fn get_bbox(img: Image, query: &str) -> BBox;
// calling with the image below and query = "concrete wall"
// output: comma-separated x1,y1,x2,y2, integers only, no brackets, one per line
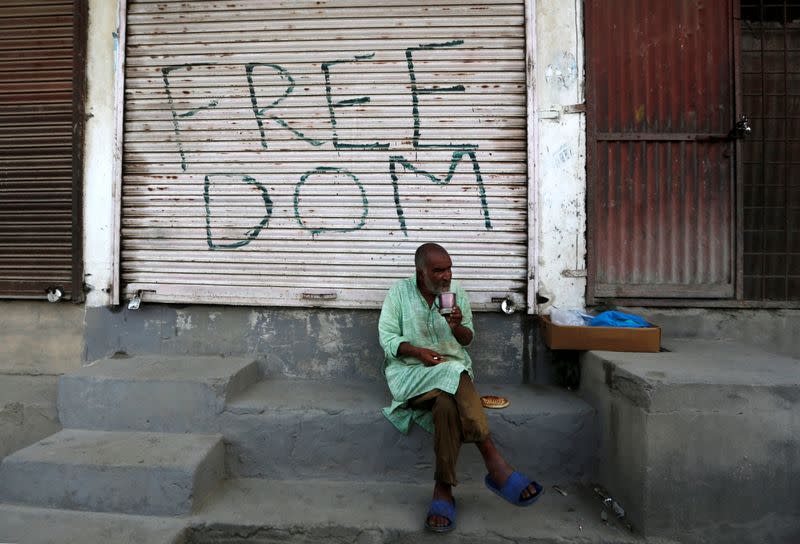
0,303,76,459
84,305,549,384
0,302,84,375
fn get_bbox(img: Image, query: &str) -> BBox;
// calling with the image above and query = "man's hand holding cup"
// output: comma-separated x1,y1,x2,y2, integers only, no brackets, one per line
438,291,462,330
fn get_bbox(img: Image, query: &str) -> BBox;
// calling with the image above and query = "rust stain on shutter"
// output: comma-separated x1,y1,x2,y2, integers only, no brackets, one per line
586,0,736,299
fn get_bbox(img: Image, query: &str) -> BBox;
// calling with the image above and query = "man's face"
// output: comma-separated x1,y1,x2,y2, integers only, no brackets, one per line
419,251,453,295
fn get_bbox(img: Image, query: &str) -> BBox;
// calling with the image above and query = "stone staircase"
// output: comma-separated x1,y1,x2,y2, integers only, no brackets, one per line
0,355,646,544
0,356,255,517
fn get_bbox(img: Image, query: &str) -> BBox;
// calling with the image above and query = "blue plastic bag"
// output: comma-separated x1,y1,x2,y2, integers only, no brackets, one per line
589,310,651,328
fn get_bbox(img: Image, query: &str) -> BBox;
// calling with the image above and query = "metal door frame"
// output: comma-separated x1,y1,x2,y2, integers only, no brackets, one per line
71,0,88,302
525,0,539,314
111,0,127,306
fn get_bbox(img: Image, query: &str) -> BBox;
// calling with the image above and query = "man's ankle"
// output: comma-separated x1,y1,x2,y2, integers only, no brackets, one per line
433,481,453,499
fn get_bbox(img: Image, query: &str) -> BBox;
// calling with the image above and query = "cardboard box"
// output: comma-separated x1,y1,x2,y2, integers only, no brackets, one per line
540,315,661,353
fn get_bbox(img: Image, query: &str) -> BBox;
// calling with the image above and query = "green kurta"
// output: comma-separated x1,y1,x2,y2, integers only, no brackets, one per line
378,276,475,434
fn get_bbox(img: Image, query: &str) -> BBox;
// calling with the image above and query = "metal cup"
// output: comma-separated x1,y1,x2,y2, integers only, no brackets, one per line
438,291,455,315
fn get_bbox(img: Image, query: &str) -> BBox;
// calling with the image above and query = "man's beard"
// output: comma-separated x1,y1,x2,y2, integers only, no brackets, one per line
423,275,450,295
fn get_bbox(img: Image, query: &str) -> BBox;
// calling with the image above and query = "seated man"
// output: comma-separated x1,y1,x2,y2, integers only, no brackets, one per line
378,242,542,533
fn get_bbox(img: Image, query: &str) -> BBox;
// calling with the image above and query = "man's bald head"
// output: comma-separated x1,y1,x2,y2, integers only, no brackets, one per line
415,243,449,270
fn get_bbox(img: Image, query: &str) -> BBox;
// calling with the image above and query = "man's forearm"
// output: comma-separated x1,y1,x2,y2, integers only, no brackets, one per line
450,324,473,346
397,342,420,358
398,342,443,366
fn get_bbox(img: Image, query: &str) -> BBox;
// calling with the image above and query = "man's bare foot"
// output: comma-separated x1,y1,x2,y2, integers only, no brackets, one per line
427,481,455,529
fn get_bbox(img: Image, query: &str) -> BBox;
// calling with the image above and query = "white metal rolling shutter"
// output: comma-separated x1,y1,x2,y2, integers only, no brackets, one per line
123,0,528,310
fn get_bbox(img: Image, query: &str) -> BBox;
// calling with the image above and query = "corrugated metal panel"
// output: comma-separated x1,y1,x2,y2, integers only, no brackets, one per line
586,0,736,299
122,0,528,310
0,0,80,298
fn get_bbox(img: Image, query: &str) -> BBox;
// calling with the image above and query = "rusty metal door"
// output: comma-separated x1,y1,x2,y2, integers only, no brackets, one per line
121,0,529,310
586,0,738,300
0,1,85,300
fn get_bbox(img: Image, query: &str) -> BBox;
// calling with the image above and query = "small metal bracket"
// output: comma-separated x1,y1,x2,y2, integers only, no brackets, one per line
732,115,752,139
128,291,142,310
537,109,560,119
301,292,337,301
491,296,517,314
562,103,586,114
46,287,63,303
537,103,586,121
701,115,753,143
561,269,588,278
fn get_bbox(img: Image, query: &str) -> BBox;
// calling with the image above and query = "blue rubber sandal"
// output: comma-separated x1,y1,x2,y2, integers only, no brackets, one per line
425,498,456,533
485,471,544,507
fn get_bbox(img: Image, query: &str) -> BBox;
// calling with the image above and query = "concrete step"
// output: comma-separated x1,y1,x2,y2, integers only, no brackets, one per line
221,380,597,484
189,478,657,544
0,374,61,460
0,429,224,516
58,355,260,432
0,479,675,544
0,503,187,544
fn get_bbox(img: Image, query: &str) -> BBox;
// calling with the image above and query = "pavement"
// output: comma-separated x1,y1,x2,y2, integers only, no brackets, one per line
190,479,659,544
0,503,187,544
0,479,676,544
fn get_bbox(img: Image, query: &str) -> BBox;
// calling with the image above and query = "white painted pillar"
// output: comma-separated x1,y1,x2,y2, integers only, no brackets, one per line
82,0,124,307
535,0,587,312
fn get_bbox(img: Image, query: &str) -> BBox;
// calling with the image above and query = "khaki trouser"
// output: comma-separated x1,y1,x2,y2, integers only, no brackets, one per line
408,371,490,486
